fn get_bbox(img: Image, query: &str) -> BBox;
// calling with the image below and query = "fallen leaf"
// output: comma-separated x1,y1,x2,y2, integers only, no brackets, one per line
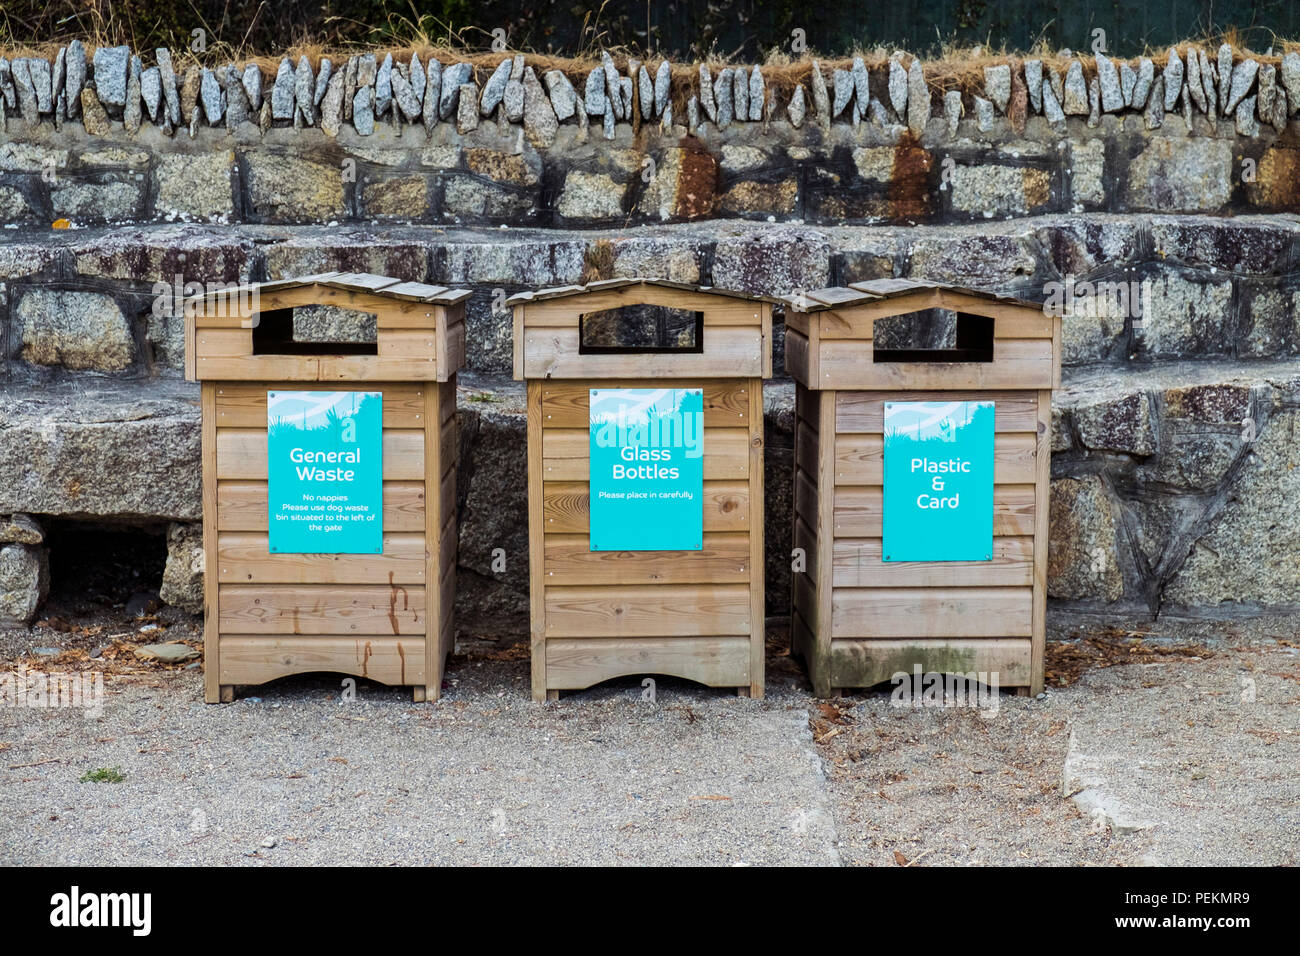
893,850,908,866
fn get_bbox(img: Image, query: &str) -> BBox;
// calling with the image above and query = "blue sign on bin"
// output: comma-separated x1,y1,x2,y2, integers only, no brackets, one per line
882,400,994,562
588,388,704,552
267,390,383,555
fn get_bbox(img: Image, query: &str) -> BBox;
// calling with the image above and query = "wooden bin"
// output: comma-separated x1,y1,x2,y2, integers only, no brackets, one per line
510,279,774,701
784,280,1061,697
185,272,469,703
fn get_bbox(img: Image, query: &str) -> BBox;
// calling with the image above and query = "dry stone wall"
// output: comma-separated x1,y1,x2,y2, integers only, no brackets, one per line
2,41,1299,633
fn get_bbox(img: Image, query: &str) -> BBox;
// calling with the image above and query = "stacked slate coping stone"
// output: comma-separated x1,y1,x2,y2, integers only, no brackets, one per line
0,42,1297,141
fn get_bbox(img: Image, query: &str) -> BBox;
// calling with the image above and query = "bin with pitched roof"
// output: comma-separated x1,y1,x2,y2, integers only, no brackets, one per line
185,272,469,703
510,279,774,701
784,280,1060,697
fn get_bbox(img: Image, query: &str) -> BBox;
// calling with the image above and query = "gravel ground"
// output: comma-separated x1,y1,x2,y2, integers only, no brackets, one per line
2,618,1297,866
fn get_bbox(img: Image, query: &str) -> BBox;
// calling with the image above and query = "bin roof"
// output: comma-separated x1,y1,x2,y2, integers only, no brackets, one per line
188,271,471,310
506,277,780,306
782,279,1032,312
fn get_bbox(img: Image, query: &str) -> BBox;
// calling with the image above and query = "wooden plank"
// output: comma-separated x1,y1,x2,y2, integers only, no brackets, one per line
439,412,456,478
817,338,1054,391
811,389,836,698
201,383,221,704
218,585,427,635
216,383,428,429
834,483,1036,538
424,382,444,701
834,391,1039,434
747,377,765,698
539,380,750,428
543,532,750,585
217,480,425,532
543,584,753,638
545,636,751,689
542,479,750,533
831,536,1034,588
216,428,425,480
793,571,819,631
830,587,1033,639
783,310,811,337
219,636,426,687
522,326,764,379
833,432,1037,486
528,380,547,701
1031,389,1051,696
512,305,526,381
541,426,749,481
784,327,811,385
829,638,1031,689
793,470,818,530
194,328,252,358
217,532,427,584
378,328,438,359
195,353,448,381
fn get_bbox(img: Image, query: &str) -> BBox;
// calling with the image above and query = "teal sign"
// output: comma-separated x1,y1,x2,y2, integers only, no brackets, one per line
883,401,994,562
589,388,704,551
267,390,383,554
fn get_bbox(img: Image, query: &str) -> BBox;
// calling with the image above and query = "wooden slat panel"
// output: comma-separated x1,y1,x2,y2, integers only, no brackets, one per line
833,432,1036,486
545,636,751,689
539,380,751,428
834,484,1036,537
831,536,1034,588
830,587,1032,639
217,532,427,584
219,585,426,635
219,636,425,686
216,383,428,429
829,638,1031,689
834,391,1039,434
216,428,425,480
543,532,750,585
217,480,425,532
541,427,750,481
522,327,763,379
817,338,1054,391
542,480,750,533
543,584,753,638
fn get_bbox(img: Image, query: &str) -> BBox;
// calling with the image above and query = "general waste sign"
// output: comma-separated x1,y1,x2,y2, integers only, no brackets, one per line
267,390,383,554
882,400,994,562
588,388,704,551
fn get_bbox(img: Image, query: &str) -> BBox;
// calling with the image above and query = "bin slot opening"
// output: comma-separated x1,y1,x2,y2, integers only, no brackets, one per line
872,309,994,363
251,307,379,356
578,305,704,354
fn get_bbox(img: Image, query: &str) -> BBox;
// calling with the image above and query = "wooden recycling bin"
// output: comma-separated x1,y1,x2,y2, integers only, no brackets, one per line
784,280,1060,697
510,279,773,701
185,272,469,703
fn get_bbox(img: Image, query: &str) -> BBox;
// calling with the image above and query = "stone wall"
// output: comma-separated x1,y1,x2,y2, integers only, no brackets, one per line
1,44,1298,228
2,41,1299,633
